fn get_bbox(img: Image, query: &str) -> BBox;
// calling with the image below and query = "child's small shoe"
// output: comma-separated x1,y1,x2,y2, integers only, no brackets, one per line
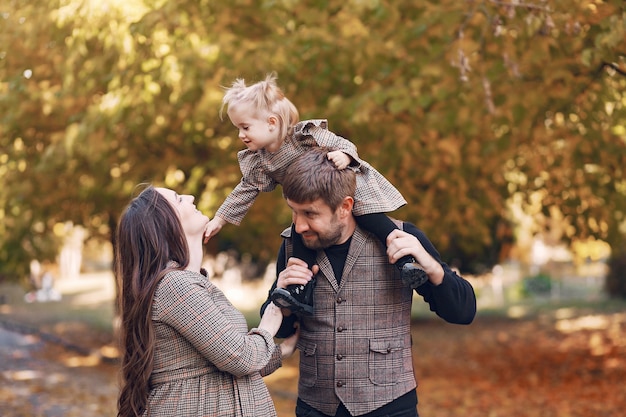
271,279,316,316
397,257,429,289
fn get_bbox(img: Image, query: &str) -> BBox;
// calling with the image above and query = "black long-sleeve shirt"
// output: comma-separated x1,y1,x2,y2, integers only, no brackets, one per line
262,222,476,338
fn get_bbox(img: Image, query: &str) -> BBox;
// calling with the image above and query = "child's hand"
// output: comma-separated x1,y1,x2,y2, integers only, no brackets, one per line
327,150,351,170
204,217,225,243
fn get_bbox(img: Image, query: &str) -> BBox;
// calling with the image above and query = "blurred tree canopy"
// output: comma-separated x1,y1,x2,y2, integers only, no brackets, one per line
1,0,625,279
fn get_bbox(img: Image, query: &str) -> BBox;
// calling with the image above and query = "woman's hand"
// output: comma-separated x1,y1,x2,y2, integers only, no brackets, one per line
279,323,300,358
258,302,284,337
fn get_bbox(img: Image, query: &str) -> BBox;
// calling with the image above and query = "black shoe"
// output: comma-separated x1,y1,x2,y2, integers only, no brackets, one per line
271,279,315,316
397,257,429,289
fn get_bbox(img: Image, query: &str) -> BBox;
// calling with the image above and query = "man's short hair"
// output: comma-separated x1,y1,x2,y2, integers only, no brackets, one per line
282,147,356,211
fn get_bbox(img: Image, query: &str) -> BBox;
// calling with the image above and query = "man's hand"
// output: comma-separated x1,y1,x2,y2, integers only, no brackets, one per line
386,229,444,285
277,257,317,289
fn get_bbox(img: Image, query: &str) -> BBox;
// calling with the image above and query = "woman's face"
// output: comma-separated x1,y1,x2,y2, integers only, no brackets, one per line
156,188,209,238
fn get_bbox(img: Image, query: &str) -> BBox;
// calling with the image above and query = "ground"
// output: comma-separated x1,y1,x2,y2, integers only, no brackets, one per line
1,272,625,417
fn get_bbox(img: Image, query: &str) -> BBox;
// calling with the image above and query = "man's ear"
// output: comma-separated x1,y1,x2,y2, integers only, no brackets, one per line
339,196,354,218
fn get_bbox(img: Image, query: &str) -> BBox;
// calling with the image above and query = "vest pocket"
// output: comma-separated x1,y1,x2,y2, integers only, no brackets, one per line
297,339,318,387
368,338,406,386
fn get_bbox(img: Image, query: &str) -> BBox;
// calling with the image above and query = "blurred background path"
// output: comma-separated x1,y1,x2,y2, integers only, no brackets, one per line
0,272,118,417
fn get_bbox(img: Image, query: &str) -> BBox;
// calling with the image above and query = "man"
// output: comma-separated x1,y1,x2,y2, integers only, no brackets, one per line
262,147,476,417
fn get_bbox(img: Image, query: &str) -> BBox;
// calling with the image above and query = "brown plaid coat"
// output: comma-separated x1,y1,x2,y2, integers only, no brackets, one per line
215,119,407,225
144,268,282,416
285,222,417,416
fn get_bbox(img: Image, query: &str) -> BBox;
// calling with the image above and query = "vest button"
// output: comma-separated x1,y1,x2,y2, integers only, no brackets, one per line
337,326,344,332
337,381,344,387
336,354,343,360
336,297,343,304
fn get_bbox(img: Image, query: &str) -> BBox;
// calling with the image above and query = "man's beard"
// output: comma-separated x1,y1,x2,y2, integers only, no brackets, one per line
302,221,344,250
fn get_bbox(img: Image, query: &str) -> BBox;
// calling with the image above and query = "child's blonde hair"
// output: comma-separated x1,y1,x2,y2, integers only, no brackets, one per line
221,73,300,140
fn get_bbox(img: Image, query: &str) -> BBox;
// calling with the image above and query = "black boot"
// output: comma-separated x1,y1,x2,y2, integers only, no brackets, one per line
271,278,316,316
396,256,429,289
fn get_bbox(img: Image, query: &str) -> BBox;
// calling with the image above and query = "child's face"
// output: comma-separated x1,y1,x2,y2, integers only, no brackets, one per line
228,104,281,152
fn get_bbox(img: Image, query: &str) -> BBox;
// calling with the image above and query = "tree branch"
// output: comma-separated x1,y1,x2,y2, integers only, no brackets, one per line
601,62,626,77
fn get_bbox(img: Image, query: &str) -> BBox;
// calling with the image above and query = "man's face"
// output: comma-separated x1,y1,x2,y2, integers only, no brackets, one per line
287,198,347,250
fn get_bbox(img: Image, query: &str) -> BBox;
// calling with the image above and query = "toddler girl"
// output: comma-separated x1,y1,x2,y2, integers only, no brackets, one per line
205,73,427,315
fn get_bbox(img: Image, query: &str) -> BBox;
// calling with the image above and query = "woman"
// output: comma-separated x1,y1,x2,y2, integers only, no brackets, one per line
116,185,297,417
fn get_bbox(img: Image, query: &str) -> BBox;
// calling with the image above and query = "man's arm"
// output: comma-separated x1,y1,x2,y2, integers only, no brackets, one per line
403,222,477,325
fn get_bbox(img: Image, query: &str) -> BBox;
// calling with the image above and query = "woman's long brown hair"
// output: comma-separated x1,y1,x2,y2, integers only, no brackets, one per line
115,186,189,417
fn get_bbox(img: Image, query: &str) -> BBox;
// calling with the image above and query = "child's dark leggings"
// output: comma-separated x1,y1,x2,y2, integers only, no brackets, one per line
291,212,411,271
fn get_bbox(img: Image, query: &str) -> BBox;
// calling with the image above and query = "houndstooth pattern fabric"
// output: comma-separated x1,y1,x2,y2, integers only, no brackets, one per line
215,119,407,225
144,268,281,416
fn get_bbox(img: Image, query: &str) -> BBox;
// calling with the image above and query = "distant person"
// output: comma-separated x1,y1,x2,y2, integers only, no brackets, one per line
204,73,428,316
262,148,477,417
25,261,61,303
115,185,297,417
